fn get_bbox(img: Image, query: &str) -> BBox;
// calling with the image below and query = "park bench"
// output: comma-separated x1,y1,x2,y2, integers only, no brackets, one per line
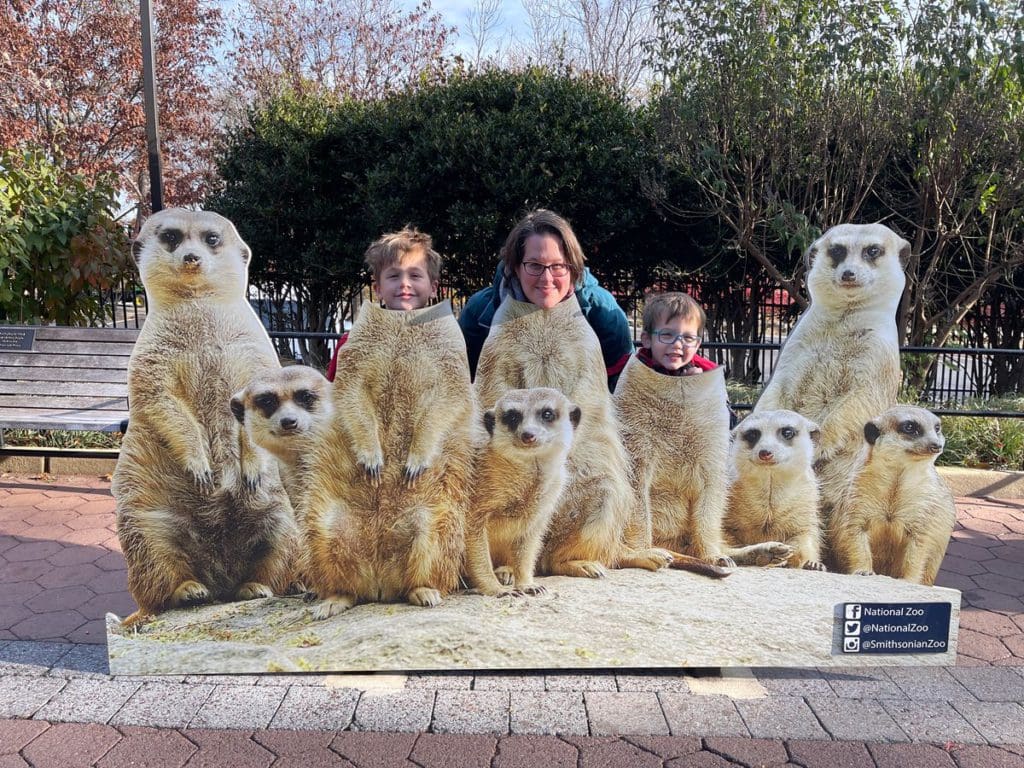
0,325,138,459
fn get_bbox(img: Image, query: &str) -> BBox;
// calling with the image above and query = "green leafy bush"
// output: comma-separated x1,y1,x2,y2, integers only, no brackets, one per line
0,146,131,325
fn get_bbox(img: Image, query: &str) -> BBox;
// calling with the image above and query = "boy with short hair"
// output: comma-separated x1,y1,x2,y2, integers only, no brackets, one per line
326,227,441,381
637,291,716,376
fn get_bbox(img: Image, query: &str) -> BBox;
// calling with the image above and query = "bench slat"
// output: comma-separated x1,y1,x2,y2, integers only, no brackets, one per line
27,340,137,356
0,407,127,432
0,367,128,383
0,395,128,410
1,381,128,397
0,353,132,370
30,327,140,343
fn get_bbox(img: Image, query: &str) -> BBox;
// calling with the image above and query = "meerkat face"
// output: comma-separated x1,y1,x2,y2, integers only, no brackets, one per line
804,223,909,307
483,387,581,455
864,405,944,461
132,208,252,303
731,409,819,468
230,366,332,457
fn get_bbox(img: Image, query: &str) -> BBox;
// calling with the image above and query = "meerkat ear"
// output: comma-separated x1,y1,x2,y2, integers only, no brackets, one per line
569,405,582,429
229,393,246,424
804,242,819,273
864,420,881,445
898,239,911,267
131,238,144,264
483,410,496,436
238,242,252,264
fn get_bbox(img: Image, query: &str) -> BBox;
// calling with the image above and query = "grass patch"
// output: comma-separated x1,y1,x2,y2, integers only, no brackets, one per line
1,429,121,449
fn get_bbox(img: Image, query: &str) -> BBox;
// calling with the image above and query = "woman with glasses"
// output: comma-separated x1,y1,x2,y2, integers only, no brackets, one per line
458,209,634,391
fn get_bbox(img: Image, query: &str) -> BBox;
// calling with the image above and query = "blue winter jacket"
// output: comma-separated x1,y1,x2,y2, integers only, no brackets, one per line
457,264,635,392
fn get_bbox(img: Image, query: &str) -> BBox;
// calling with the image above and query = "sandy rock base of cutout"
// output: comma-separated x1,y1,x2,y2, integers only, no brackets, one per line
106,567,959,675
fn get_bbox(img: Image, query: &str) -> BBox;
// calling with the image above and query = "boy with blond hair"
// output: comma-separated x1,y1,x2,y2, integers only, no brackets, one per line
326,227,441,381
637,291,716,376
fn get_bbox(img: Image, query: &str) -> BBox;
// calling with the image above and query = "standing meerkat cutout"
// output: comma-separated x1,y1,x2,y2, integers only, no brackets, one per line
475,296,671,578
230,364,333,519
303,300,475,619
466,387,580,597
754,223,909,513
614,356,737,573
113,209,299,628
829,405,955,584
723,410,825,570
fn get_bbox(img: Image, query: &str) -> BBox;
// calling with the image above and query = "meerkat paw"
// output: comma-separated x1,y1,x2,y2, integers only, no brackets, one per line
712,555,737,568
121,610,156,630
853,568,876,577
240,461,264,492
618,548,673,571
494,566,515,586
170,580,210,607
519,583,547,596
312,594,356,620
285,580,309,596
235,582,273,600
403,463,427,488
751,542,795,567
187,463,215,493
357,457,384,486
407,587,443,607
551,560,607,579
802,560,828,572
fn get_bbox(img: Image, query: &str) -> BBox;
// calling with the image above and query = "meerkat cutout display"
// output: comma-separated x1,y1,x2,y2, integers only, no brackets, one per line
303,300,475,619
466,387,581,597
613,355,740,574
475,295,671,578
754,223,909,513
723,410,826,570
230,365,333,520
829,406,956,584
113,209,299,628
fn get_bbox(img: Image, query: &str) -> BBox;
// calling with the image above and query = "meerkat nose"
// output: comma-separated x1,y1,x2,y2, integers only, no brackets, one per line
841,270,856,282
928,442,943,453
280,417,298,430
182,252,201,264
521,432,536,445
758,449,774,461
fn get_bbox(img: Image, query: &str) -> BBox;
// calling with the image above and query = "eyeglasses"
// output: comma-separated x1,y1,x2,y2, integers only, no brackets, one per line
654,330,701,347
521,261,570,277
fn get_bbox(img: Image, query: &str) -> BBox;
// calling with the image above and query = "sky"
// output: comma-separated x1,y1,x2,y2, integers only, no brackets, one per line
424,0,533,59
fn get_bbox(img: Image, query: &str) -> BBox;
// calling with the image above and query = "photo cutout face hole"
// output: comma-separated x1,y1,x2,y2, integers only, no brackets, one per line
374,248,438,311
516,233,574,309
642,312,702,371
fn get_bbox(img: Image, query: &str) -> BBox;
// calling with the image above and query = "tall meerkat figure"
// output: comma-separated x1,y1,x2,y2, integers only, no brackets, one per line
476,296,670,578
304,300,475,618
723,410,825,570
754,223,909,513
466,388,580,597
230,365,333,519
829,406,955,584
113,209,298,628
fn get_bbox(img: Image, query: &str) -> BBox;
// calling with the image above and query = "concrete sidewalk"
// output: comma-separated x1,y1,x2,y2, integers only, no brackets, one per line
1,473,1022,766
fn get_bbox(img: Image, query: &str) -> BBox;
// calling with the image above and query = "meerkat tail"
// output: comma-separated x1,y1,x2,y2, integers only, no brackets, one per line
665,551,732,578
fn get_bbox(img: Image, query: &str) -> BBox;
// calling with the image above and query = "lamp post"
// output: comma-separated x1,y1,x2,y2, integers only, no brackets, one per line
140,0,163,212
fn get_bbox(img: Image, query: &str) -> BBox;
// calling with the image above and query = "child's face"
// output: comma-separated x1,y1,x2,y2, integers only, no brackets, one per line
374,249,438,311
641,312,702,370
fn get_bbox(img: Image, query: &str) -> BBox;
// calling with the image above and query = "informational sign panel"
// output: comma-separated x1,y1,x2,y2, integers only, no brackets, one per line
841,602,952,654
0,327,35,351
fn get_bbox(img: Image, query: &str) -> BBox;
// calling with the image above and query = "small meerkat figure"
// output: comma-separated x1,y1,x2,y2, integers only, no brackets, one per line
723,410,826,570
829,405,956,585
465,387,581,597
231,364,333,519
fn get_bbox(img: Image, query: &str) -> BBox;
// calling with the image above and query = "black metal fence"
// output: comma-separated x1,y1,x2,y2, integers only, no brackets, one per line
90,279,1023,414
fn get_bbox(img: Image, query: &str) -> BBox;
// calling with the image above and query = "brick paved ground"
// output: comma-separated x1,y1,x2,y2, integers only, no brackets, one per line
0,474,1021,766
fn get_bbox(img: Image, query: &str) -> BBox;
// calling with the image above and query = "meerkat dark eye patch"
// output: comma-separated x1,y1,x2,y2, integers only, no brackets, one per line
862,244,881,262
899,420,920,436
500,408,522,431
741,428,761,447
827,244,848,266
539,407,557,422
158,228,183,249
779,426,796,441
203,231,221,247
253,392,280,416
294,389,317,410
